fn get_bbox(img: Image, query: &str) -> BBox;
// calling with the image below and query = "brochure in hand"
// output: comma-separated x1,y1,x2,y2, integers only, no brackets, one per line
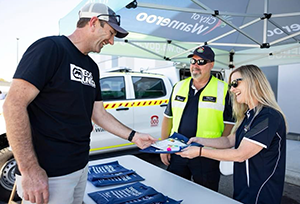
140,132,203,154
88,182,182,204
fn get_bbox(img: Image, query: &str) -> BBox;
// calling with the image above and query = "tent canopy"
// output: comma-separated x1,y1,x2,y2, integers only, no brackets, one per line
60,0,300,69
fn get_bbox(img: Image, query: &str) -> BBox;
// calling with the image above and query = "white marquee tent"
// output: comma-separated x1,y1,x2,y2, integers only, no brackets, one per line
60,0,300,69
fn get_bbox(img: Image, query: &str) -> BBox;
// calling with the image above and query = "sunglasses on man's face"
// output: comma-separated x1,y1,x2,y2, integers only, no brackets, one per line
229,78,243,89
190,58,210,66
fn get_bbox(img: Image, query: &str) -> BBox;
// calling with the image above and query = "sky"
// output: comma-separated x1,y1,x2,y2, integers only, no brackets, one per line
0,0,83,82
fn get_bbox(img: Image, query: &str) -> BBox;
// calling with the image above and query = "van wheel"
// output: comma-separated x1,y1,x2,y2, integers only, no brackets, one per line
0,147,17,202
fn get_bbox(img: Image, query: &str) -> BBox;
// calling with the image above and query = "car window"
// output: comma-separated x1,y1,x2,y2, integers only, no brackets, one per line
132,76,166,99
100,76,126,101
179,68,224,80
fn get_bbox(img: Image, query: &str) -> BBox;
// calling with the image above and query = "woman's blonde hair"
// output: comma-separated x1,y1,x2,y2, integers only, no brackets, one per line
229,64,287,132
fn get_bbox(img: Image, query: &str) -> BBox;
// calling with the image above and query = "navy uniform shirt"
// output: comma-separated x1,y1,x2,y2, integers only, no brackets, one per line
164,77,234,138
234,107,286,204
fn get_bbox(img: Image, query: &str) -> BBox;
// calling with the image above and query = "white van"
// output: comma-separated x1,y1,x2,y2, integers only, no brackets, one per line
90,70,172,154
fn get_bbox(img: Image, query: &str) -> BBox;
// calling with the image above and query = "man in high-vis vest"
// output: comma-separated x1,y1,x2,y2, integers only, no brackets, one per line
160,46,234,191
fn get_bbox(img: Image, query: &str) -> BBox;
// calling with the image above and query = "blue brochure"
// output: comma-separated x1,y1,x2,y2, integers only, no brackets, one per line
90,172,145,187
140,132,203,154
88,182,182,204
88,161,133,181
88,161,144,187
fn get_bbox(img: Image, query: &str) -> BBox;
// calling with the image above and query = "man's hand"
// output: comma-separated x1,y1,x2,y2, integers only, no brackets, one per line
131,132,157,149
176,146,200,159
21,166,49,204
160,153,171,166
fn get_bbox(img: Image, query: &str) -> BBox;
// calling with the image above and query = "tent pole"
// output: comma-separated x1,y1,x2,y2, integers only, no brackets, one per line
137,2,212,14
169,45,205,60
163,40,171,59
126,41,166,59
229,50,235,69
212,17,261,46
169,42,258,61
115,40,167,43
191,0,212,11
262,0,269,44
207,18,261,44
164,19,260,49
272,12,300,18
137,2,260,17
209,43,259,48
168,5,262,60
270,31,300,46
192,0,262,46
137,2,299,18
171,42,189,51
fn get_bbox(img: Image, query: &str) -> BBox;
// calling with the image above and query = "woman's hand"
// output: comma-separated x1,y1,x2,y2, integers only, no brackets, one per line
176,146,201,159
187,137,201,145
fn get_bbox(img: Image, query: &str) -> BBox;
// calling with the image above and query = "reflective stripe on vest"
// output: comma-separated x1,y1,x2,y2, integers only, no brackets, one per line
198,81,225,111
171,76,228,138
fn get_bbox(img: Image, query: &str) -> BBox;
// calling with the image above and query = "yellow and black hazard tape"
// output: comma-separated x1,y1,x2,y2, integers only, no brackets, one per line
103,99,169,109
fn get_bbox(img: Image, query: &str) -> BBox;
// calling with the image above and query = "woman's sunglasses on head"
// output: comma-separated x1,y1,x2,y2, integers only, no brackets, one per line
229,78,243,89
190,58,210,66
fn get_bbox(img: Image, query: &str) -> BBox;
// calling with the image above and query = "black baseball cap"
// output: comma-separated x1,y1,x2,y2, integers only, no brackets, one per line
79,3,128,38
187,46,215,62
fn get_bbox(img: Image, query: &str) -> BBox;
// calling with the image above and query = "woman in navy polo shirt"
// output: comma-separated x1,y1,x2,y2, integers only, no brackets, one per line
177,64,287,204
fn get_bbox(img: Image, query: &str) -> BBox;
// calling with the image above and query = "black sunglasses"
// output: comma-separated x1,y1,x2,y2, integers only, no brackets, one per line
229,78,243,89
97,14,120,26
190,58,210,66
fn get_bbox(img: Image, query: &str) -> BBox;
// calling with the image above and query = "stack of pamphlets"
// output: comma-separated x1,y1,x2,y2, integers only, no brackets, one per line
88,161,144,187
88,182,182,204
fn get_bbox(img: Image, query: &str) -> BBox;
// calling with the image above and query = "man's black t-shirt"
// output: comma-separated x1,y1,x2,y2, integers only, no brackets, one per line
14,36,102,177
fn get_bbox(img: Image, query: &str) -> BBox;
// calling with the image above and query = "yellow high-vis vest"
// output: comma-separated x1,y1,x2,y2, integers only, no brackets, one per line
171,76,228,138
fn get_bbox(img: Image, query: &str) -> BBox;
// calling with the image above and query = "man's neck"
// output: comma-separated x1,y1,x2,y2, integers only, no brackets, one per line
68,30,89,55
192,75,211,90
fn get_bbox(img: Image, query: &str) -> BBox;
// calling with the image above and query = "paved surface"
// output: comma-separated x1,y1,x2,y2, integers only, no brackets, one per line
285,140,300,187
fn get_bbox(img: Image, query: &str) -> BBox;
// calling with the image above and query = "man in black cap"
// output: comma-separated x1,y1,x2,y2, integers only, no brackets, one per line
3,3,156,204
160,45,234,191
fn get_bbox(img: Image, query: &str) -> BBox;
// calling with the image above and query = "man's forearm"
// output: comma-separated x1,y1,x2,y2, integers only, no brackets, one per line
93,110,132,140
3,103,39,173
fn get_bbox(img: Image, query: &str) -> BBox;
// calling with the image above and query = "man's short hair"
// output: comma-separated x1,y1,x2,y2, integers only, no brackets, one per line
78,3,128,38
77,18,90,28
76,19,106,28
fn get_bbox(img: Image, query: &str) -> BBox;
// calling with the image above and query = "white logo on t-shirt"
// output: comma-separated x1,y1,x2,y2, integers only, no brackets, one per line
70,64,96,88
